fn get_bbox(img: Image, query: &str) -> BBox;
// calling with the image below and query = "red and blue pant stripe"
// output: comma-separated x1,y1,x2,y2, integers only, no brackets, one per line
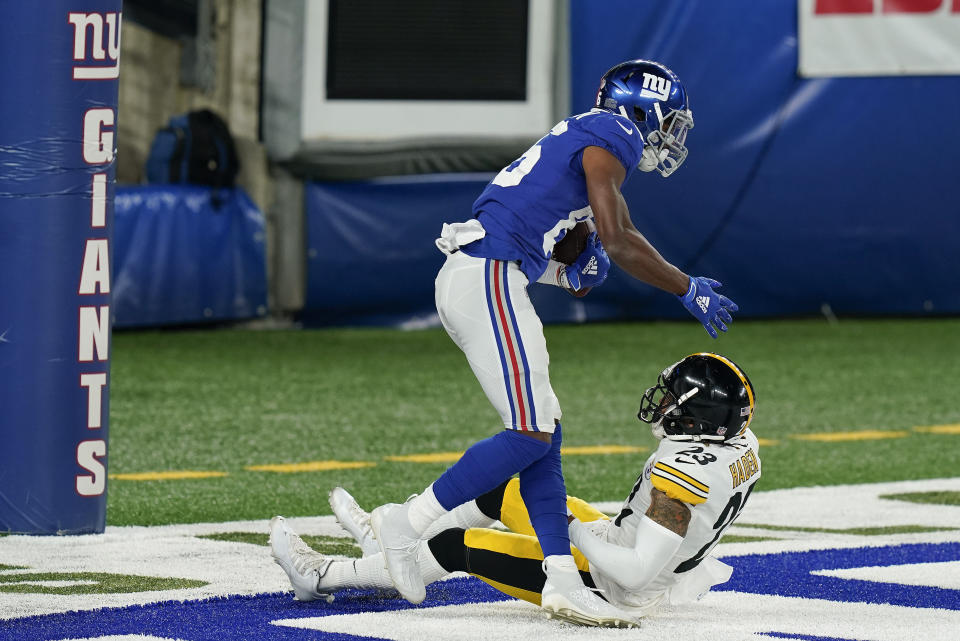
484,259,538,431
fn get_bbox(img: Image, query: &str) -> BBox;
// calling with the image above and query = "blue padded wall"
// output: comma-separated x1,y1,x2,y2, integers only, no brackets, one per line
113,186,267,328
570,0,960,318
303,175,477,327
304,2,960,327
303,176,702,326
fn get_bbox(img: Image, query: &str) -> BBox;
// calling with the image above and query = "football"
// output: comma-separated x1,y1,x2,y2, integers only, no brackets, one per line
551,222,591,265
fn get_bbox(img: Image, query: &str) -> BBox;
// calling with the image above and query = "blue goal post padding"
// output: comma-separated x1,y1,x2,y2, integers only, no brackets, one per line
0,0,122,534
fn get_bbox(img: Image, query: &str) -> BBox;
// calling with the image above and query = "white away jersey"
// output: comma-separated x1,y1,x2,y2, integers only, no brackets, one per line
593,429,762,611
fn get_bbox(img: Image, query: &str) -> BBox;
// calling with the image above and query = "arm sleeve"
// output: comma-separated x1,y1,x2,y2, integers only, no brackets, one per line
569,514,683,592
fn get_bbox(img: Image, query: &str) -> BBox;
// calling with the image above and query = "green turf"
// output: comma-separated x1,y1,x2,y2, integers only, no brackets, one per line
716,536,777,543
0,572,206,595
198,532,362,557
736,523,956,535
108,318,960,526
880,491,960,505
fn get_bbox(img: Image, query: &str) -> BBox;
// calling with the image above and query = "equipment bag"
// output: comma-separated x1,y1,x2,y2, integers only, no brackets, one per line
145,109,240,188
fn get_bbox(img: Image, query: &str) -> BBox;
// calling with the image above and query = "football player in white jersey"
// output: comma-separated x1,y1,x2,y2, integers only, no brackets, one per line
365,59,738,627
270,353,759,627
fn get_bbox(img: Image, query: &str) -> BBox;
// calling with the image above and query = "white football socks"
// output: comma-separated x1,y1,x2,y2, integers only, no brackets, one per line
422,498,497,540
318,542,449,591
319,556,393,591
543,554,580,575
405,484,449,535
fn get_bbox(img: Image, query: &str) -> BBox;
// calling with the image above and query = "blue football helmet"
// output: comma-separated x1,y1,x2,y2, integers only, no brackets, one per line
595,60,694,177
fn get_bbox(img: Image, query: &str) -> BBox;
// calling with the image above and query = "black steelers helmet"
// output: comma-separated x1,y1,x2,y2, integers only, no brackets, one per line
638,353,756,442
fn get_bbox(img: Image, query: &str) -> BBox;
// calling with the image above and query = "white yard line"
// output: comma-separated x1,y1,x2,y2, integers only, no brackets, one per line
0,478,958,623
273,592,960,641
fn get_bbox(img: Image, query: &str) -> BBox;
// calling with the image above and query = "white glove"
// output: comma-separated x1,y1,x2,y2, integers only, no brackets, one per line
569,517,610,540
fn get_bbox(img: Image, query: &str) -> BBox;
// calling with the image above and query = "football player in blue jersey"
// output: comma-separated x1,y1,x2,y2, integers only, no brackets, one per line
366,60,739,626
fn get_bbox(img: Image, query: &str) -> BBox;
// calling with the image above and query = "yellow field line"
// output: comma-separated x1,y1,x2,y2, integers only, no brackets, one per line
107,427,958,481
109,470,227,481
560,445,648,455
246,461,376,473
385,452,464,463
913,423,960,434
385,445,648,464
791,430,910,442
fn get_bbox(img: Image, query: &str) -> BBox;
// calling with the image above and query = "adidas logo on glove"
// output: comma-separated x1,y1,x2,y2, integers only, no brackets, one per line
696,295,710,313
582,256,599,276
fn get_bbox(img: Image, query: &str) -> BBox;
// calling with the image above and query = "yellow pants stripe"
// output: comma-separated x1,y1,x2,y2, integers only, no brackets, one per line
476,576,543,606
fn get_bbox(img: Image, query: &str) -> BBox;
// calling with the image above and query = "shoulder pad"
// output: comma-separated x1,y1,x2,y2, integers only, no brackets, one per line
650,459,710,505
573,110,644,170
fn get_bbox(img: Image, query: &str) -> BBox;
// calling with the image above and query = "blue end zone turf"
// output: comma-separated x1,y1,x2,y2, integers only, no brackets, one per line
716,542,960,610
760,633,877,641
0,577,511,641
3,542,957,640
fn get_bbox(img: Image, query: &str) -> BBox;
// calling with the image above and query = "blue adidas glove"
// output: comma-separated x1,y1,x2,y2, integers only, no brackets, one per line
678,276,738,339
565,233,610,292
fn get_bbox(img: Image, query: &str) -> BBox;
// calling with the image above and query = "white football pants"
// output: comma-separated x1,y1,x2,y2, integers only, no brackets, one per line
435,251,561,433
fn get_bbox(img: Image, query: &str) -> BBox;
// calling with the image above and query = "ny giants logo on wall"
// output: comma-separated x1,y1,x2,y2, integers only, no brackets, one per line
69,11,122,79
70,10,121,498
816,0,960,12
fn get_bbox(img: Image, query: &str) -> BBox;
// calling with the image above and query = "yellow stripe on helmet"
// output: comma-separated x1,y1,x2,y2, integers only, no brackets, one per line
689,352,756,429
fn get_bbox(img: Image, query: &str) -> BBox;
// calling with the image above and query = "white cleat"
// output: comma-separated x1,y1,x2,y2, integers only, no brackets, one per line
540,557,639,629
269,516,334,603
370,502,426,604
329,487,380,557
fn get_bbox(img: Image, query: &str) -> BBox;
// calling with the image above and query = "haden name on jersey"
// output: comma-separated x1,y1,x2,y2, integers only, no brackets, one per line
730,448,759,490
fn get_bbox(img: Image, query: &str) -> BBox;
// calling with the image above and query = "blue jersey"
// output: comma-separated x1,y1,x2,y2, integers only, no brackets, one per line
462,109,644,283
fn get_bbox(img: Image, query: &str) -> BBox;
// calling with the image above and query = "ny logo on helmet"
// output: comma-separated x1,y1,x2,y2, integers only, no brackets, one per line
639,73,671,101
